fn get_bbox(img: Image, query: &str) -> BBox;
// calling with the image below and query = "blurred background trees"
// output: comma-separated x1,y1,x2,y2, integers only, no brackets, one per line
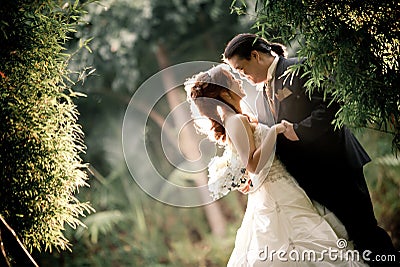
1,0,398,266
42,0,396,265
40,0,253,266
36,0,400,265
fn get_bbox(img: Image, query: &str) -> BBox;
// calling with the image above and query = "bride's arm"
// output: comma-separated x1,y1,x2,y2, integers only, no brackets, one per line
225,115,286,174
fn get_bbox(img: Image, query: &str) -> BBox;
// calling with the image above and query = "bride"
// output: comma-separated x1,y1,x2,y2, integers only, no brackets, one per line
184,64,367,266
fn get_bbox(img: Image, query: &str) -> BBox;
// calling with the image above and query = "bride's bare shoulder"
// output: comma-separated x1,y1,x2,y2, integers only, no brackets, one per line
225,114,256,131
225,114,248,126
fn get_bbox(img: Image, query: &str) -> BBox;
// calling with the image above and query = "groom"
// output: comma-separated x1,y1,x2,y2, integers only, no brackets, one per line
223,33,396,266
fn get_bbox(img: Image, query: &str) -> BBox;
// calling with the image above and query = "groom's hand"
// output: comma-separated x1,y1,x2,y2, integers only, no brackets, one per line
281,120,299,141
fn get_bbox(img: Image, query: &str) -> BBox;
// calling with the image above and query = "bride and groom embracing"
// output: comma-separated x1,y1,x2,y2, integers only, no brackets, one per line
184,33,397,266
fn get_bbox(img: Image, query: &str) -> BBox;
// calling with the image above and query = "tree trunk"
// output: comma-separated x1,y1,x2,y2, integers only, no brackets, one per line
155,41,226,237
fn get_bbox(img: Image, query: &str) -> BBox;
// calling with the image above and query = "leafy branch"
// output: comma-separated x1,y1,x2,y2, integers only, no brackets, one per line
231,0,400,152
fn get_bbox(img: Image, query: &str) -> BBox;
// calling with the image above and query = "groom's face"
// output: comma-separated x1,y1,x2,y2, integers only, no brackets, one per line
227,51,267,85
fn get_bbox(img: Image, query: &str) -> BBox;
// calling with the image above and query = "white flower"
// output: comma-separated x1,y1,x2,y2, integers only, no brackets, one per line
207,146,248,200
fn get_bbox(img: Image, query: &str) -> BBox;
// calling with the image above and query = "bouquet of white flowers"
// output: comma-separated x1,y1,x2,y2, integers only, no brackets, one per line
207,146,250,200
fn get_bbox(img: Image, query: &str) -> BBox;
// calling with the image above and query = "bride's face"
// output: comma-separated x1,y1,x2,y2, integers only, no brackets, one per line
219,74,245,111
228,74,246,99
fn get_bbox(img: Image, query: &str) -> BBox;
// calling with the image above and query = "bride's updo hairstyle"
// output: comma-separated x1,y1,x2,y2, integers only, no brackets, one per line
223,33,287,61
184,64,242,143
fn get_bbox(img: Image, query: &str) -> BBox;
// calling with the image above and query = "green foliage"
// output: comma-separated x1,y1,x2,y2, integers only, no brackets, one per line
36,1,251,264
70,0,250,94
357,129,400,247
43,171,244,266
234,0,400,151
0,0,93,257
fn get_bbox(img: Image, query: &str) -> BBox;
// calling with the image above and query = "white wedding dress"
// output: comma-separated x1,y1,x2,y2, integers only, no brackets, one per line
227,124,368,267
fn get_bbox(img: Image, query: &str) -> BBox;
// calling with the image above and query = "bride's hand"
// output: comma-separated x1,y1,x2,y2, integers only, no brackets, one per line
238,179,252,194
281,120,300,141
274,122,287,134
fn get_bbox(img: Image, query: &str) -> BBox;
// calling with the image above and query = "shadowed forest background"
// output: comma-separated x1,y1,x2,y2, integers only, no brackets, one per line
1,0,399,266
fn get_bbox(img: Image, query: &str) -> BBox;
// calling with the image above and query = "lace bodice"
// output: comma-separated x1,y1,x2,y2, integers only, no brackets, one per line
207,123,292,199
248,123,292,191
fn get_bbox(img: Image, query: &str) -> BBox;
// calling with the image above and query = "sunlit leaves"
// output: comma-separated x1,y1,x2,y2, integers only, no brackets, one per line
235,0,399,151
0,0,94,254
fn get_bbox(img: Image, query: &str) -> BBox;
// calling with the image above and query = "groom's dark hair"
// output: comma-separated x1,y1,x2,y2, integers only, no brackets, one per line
223,33,286,60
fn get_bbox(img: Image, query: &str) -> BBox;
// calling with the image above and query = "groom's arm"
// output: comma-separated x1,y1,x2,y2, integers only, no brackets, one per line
292,89,340,144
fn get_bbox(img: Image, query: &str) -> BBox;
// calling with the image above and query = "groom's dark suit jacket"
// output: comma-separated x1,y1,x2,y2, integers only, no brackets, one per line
256,56,371,211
